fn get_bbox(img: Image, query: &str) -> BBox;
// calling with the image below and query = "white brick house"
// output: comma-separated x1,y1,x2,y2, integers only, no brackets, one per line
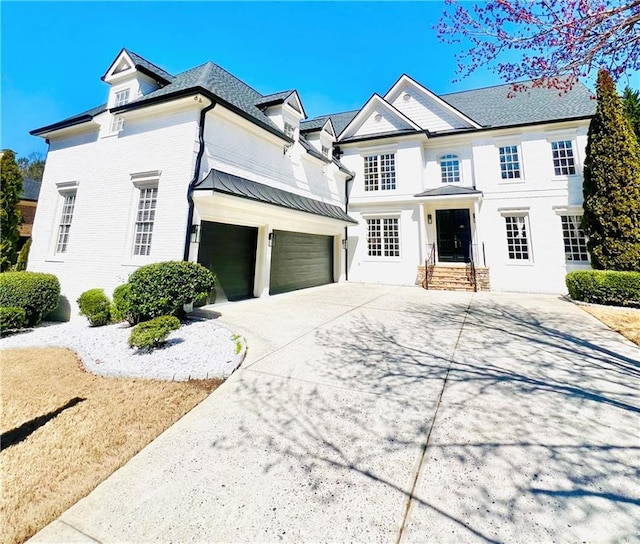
30,50,594,318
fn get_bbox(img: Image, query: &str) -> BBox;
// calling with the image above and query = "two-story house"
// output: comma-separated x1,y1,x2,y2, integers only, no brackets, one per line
29,50,594,319
29,49,355,318
329,75,594,293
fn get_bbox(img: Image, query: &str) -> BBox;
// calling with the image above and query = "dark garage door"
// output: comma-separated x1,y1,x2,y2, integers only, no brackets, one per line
198,221,258,301
269,230,334,295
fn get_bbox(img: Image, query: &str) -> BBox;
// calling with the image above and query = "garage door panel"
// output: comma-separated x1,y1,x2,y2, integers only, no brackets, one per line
198,222,258,301
270,231,333,295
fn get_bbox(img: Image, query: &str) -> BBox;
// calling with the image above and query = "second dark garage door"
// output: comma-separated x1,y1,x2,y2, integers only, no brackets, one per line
269,230,334,295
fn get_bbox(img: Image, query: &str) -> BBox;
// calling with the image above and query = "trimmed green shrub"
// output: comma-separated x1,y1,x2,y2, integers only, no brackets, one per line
14,238,31,272
0,306,26,332
0,271,60,326
77,288,111,327
128,315,181,352
128,261,216,321
566,270,640,307
111,284,139,325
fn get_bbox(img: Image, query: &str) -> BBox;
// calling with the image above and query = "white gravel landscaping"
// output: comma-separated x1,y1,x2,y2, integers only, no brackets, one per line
0,315,246,381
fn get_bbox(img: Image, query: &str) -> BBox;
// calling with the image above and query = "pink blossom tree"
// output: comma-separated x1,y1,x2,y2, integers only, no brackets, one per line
436,0,640,91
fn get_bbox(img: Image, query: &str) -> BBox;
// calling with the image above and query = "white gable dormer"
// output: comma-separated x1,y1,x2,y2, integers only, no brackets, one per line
102,49,167,109
340,94,422,140
384,75,481,133
304,119,336,158
260,90,306,140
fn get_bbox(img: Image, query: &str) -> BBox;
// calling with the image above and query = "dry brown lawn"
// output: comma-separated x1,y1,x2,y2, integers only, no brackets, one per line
1,347,220,544
582,305,640,346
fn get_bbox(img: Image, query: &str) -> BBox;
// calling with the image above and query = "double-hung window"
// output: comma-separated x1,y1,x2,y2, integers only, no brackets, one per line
55,191,77,254
504,215,530,261
440,154,460,183
499,145,521,179
551,140,576,176
114,89,130,107
367,217,400,257
284,122,296,139
363,154,396,191
133,185,158,256
561,215,588,262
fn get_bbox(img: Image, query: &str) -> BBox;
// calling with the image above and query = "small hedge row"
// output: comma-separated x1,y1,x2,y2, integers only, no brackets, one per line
128,315,181,351
0,272,60,326
566,270,640,307
0,307,26,332
77,289,112,327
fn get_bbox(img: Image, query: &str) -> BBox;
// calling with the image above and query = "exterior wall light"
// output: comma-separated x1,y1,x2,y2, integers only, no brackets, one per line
268,232,274,247
342,239,348,249
427,214,433,224
190,224,201,243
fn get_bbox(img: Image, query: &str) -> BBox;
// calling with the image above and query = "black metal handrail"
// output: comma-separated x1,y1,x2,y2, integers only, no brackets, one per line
466,242,478,292
424,243,436,289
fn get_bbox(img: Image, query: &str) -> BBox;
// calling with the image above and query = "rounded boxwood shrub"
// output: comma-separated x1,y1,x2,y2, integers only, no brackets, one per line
128,315,181,352
112,284,140,325
0,272,60,326
77,288,111,327
128,261,216,321
566,270,640,307
0,307,26,333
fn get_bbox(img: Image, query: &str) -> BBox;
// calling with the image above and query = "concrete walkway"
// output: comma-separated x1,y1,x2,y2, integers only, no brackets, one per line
30,283,640,543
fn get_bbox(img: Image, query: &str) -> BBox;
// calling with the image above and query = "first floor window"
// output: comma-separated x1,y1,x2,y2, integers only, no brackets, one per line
440,154,460,183
133,185,158,256
364,153,396,191
367,217,400,257
505,215,529,260
561,215,589,262
551,140,576,176
55,191,76,253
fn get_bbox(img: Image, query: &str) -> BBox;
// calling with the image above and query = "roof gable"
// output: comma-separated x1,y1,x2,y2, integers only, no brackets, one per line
102,48,174,85
340,94,421,140
385,74,481,131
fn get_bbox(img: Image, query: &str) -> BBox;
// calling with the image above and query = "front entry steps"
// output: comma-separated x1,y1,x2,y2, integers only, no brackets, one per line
417,265,491,292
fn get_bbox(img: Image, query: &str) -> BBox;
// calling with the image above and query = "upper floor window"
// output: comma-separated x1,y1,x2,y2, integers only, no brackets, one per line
56,191,77,254
114,89,130,107
440,154,460,183
364,154,396,191
499,145,521,179
321,145,330,157
561,215,589,262
367,217,400,257
551,140,576,176
133,185,158,256
111,115,124,134
284,122,295,139
505,215,530,261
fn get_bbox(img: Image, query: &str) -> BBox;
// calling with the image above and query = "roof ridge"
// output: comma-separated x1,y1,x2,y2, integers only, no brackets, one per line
440,78,588,97
197,59,264,97
305,109,361,121
123,48,174,79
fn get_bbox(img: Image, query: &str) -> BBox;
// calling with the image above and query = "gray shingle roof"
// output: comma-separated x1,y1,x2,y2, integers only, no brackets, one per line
116,61,286,138
21,178,42,201
414,186,482,198
303,111,358,136
255,90,294,108
195,169,356,223
30,103,107,136
440,81,595,129
124,49,175,84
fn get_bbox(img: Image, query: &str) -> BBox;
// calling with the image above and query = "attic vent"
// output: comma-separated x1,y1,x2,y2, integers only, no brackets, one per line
374,114,382,122
403,93,411,101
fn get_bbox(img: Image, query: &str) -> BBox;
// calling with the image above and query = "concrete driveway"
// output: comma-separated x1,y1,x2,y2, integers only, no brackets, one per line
31,283,640,543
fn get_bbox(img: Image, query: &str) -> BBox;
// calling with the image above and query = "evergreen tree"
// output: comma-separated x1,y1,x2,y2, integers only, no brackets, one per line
0,150,24,270
583,70,640,271
622,86,640,145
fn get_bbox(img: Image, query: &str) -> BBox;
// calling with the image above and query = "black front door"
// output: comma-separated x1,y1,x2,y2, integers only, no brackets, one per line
436,209,471,263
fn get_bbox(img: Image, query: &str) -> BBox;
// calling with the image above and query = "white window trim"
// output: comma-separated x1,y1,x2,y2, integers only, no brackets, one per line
363,214,402,262
499,208,533,264
555,211,590,264
438,153,463,184
547,137,579,179
496,143,524,182
363,153,397,192
125,172,161,261
358,144,398,157
49,181,80,258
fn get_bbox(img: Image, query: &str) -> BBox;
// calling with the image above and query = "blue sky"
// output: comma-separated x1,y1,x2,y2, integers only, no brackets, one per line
2,1,534,158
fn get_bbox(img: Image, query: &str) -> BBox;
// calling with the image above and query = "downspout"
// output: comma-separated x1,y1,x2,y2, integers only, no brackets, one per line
344,173,353,281
183,100,216,261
